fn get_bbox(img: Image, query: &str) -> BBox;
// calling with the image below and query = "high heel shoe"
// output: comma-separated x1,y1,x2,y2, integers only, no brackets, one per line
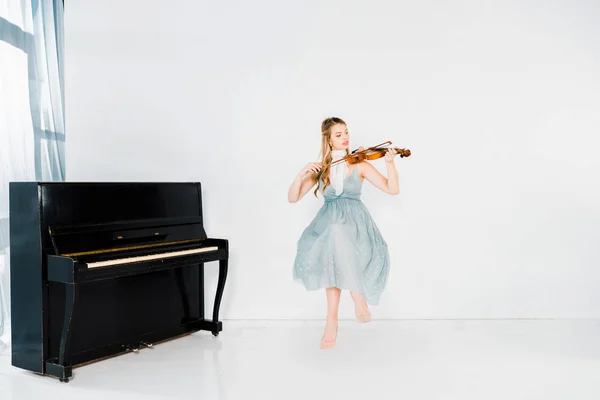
355,312,372,323
320,318,338,349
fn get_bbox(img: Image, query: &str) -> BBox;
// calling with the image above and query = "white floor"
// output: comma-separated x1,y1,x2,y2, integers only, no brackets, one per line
1,319,600,400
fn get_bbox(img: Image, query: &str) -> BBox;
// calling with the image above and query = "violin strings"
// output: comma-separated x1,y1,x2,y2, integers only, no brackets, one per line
330,141,402,165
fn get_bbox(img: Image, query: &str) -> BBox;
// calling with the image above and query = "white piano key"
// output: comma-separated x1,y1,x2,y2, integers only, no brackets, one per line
86,246,219,269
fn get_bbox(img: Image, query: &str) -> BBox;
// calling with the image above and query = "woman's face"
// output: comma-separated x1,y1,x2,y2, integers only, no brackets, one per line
329,123,349,151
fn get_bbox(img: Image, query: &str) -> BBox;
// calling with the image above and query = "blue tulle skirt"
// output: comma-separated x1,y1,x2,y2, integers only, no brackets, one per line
293,168,390,305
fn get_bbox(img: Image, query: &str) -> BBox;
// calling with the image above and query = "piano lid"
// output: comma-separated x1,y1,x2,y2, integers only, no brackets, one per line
49,217,208,257
34,182,207,257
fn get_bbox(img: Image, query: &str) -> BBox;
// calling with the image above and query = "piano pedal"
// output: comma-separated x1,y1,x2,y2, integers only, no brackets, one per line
123,345,139,353
139,341,153,349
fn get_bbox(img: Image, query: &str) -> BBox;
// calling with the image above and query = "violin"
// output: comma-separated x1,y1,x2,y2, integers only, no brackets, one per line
331,141,411,166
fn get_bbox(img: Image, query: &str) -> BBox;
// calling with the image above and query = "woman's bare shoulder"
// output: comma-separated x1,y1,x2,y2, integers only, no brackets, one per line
356,161,375,176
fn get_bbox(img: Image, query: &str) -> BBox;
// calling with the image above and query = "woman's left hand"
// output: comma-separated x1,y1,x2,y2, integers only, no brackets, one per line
384,147,397,163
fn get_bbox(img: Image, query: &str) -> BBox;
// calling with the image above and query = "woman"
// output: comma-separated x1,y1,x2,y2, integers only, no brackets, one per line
288,116,400,349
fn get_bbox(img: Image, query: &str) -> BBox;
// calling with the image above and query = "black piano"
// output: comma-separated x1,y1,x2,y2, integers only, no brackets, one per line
9,182,228,382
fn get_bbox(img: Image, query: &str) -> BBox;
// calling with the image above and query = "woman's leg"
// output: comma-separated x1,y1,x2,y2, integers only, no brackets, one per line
321,287,341,348
350,291,371,322
326,287,342,319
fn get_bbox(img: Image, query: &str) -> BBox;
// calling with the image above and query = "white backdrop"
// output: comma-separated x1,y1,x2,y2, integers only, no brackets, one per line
64,0,600,320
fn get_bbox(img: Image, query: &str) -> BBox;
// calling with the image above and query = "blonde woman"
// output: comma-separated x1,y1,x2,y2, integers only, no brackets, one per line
288,117,400,349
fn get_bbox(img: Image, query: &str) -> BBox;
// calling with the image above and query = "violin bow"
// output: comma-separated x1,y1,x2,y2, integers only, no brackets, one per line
331,141,392,165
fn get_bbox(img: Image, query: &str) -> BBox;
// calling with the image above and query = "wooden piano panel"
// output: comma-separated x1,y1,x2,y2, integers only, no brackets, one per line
47,264,203,365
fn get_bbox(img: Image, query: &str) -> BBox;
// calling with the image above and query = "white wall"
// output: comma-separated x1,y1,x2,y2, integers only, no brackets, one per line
64,0,600,320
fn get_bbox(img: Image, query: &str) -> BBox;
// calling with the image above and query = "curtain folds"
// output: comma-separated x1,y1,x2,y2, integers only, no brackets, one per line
0,0,65,352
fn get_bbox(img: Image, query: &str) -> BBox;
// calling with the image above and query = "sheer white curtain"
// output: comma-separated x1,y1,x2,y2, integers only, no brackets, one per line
0,0,65,353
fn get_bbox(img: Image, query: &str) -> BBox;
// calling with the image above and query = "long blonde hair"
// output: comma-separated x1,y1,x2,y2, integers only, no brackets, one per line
314,117,349,197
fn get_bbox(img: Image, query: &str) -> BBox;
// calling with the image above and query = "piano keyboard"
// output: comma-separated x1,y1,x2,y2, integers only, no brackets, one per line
86,246,219,269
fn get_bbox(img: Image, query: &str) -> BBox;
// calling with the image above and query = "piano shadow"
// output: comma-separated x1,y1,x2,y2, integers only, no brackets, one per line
68,332,228,399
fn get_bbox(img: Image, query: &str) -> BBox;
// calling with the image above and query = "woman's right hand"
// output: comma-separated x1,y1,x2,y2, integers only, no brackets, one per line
298,162,322,178
289,162,322,203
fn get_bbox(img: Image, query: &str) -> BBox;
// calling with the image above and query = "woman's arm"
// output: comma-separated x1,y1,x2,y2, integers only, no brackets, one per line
359,149,400,195
288,162,322,203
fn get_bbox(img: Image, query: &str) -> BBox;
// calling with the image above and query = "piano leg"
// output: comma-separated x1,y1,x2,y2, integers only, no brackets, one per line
211,259,228,336
47,283,78,383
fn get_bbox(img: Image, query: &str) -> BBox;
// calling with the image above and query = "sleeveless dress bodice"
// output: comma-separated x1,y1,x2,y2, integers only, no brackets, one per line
321,167,362,202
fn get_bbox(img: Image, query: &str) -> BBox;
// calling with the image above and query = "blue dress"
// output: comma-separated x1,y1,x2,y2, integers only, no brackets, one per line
293,167,390,305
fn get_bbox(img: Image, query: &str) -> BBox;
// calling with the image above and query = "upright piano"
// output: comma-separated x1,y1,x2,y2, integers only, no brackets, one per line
9,182,228,382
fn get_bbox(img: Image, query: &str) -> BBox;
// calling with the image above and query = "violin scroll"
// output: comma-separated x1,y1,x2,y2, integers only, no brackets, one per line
395,148,411,158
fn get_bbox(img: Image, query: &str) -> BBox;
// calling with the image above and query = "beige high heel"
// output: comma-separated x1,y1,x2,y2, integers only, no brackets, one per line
320,318,338,349
355,312,372,323
350,291,372,324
